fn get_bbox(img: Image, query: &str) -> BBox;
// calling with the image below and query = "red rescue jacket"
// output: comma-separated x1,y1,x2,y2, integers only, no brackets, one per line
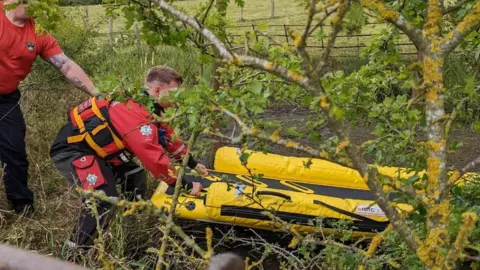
66,96,194,186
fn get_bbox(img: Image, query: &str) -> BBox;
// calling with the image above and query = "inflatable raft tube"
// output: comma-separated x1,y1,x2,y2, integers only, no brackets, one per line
151,169,412,238
214,147,479,191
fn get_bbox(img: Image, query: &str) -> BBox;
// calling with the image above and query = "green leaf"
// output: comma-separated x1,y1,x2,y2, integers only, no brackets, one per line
249,81,263,94
257,22,268,32
315,28,325,42
473,120,480,132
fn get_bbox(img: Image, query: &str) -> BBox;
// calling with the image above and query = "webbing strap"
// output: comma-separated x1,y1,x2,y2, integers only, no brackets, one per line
92,123,108,136
90,97,105,121
72,107,86,133
85,133,108,158
108,126,125,149
67,134,86,144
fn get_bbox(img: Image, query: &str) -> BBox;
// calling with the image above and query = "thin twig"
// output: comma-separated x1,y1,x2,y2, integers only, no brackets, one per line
157,130,200,270
441,1,480,54
444,0,473,14
445,97,469,140
315,0,350,77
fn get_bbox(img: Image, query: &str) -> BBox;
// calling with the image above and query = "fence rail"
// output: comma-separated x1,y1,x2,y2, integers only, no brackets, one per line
91,9,418,57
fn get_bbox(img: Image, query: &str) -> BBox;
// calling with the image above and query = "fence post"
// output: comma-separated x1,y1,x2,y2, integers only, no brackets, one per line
251,24,258,42
283,24,289,44
84,6,89,29
108,17,114,46
357,35,360,57
135,23,142,51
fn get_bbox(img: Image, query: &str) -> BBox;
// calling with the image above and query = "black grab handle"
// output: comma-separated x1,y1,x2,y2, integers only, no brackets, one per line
256,191,291,201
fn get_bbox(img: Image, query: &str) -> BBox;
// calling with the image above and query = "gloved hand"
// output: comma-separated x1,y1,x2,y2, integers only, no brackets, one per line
168,177,203,197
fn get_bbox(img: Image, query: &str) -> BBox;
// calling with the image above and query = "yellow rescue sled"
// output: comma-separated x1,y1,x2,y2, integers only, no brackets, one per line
151,147,477,237
151,169,411,238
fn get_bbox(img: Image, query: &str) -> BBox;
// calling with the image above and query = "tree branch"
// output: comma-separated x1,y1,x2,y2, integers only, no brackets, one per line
444,0,473,14
76,189,207,258
314,0,350,77
442,1,480,54
218,106,354,168
445,97,469,140
307,4,341,36
360,0,427,53
157,131,200,269
444,212,478,269
359,224,393,270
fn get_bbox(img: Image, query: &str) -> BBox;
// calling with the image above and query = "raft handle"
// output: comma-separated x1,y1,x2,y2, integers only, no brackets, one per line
256,191,291,201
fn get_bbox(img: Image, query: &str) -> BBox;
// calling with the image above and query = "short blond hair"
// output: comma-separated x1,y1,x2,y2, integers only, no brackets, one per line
145,66,183,85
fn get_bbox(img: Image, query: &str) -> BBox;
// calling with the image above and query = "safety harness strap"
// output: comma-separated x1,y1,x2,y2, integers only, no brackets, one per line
67,97,124,160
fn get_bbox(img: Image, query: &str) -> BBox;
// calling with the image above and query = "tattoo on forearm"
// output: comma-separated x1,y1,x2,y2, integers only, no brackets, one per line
71,77,90,93
47,53,70,70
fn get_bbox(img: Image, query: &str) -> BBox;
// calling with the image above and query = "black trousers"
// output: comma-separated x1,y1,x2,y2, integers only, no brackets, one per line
50,125,147,247
0,90,33,207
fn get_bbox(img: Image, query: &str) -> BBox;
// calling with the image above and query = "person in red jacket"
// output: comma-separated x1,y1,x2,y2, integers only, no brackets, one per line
50,66,206,247
1,1,97,214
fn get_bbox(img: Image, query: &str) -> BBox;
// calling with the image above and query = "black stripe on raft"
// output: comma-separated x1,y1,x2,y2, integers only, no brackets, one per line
180,169,398,201
313,200,379,223
219,206,390,233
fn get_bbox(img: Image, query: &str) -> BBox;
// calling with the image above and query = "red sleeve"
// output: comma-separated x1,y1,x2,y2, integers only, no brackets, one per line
122,123,177,185
38,34,63,59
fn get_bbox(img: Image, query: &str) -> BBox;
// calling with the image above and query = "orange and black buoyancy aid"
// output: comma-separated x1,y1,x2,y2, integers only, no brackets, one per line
66,96,132,166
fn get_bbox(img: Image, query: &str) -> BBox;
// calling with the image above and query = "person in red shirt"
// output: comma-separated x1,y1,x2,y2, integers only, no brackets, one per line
1,1,97,214
50,66,206,248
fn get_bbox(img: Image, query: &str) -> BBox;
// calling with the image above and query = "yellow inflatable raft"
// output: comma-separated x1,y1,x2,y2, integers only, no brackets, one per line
151,169,411,238
151,147,477,237
213,147,478,190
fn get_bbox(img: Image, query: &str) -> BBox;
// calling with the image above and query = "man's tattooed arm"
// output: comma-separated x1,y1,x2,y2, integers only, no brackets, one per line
45,53,98,96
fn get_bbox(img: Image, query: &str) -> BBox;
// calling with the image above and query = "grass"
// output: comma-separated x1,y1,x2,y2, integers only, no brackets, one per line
64,0,417,57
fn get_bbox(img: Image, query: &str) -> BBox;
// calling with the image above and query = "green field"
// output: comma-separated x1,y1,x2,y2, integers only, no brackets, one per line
65,0,416,57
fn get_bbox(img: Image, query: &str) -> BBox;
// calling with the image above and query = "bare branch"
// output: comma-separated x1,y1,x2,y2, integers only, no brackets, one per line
366,168,419,251
442,1,480,54
204,129,243,144
157,131,200,269
359,224,393,270
295,0,316,71
77,189,207,258
218,107,355,168
461,155,480,173
444,0,473,14
254,30,285,47
360,0,427,52
308,4,341,36
314,0,350,76
154,0,233,60
445,97,469,140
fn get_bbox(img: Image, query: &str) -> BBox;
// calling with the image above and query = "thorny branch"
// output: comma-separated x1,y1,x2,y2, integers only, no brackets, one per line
153,0,420,253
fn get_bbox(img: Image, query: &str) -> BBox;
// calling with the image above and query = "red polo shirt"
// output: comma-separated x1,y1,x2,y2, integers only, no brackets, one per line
0,3,63,95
